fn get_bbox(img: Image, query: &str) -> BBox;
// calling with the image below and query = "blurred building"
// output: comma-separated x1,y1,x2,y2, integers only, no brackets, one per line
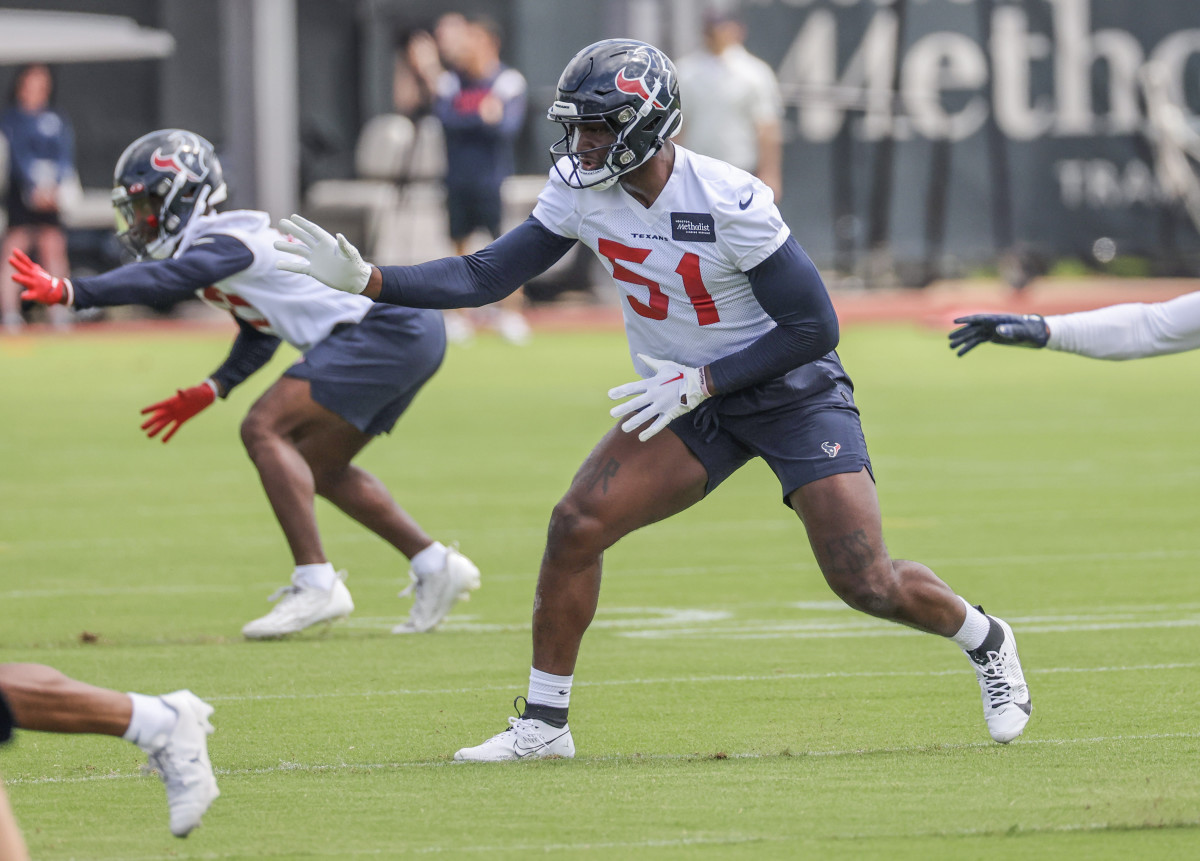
2,0,1199,285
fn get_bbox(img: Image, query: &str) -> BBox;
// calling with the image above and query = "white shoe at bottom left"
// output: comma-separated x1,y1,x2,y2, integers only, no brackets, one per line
145,690,219,837
242,573,354,639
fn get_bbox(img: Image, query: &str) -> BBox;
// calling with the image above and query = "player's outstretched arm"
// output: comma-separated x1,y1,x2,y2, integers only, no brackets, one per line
948,313,1049,356
274,214,375,295
277,212,575,309
140,381,219,443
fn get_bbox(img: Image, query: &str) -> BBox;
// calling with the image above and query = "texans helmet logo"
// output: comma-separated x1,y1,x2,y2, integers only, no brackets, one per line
614,49,667,109
150,132,209,183
821,441,841,458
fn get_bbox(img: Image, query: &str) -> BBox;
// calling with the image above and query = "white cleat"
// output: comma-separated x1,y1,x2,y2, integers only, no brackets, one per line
145,691,219,837
966,615,1032,743
392,547,480,634
241,573,354,639
454,714,575,762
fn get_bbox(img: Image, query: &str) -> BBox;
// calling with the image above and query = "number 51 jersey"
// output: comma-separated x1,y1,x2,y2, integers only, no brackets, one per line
533,145,796,379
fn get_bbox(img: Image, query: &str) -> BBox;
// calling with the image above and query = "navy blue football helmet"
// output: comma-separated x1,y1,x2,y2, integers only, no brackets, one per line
548,39,682,189
112,129,227,259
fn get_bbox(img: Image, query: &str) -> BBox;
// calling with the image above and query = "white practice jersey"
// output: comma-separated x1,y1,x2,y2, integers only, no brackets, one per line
532,145,789,377
177,210,372,353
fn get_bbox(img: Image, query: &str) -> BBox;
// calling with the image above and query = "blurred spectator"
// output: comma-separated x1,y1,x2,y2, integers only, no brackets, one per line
409,13,531,344
676,9,784,201
0,64,74,333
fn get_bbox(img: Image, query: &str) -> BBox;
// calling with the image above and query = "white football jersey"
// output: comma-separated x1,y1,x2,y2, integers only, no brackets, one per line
175,210,372,353
532,145,789,377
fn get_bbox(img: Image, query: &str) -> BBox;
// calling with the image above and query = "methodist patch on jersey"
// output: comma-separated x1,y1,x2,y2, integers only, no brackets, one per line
670,212,716,243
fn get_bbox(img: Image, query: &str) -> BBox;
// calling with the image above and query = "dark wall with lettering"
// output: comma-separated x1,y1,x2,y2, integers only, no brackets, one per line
748,0,1200,278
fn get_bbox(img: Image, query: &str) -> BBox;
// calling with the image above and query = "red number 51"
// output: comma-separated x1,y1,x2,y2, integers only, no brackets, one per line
598,238,720,326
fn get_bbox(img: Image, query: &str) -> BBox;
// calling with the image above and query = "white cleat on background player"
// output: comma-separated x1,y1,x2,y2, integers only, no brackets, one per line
144,690,220,837
393,547,481,634
242,572,354,639
966,615,1032,743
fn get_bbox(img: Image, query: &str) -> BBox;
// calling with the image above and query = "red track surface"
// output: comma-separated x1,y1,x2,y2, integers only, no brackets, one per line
3,277,1197,339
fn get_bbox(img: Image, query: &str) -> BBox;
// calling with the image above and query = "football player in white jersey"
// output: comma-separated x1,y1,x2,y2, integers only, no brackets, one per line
278,40,1031,758
10,129,480,639
949,292,1200,359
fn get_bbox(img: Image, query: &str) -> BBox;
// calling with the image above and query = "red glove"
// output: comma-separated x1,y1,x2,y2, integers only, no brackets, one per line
9,249,73,305
140,382,217,443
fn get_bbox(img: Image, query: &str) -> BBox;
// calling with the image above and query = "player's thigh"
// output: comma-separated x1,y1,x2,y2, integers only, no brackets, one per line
244,375,331,435
245,377,374,479
558,424,709,540
789,468,890,581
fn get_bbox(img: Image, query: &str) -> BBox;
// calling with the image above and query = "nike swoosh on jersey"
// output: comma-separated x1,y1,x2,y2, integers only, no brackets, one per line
738,193,754,210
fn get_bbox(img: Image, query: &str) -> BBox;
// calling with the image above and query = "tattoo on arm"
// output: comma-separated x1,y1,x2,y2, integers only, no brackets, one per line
584,457,620,496
824,529,876,577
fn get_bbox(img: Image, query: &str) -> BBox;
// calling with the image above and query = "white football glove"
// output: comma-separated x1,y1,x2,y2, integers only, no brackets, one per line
274,213,372,294
608,354,710,442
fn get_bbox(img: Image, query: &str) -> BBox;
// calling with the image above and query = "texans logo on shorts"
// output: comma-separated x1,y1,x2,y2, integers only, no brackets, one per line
821,441,841,458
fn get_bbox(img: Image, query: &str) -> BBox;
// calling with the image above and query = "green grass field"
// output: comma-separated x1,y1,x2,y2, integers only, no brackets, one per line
1,321,1198,860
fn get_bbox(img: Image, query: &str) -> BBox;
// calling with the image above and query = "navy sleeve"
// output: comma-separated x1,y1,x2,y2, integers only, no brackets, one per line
377,216,576,308
706,237,840,394
208,317,281,397
71,234,255,310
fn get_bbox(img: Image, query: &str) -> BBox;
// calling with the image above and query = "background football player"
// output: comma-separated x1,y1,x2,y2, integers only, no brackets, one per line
10,129,480,639
278,39,1031,759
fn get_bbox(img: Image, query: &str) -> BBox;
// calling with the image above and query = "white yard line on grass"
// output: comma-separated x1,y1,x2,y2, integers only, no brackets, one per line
8,731,1200,788
181,660,1200,703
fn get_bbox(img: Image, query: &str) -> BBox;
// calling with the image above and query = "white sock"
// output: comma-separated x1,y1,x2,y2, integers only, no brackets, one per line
292,562,337,591
122,693,177,753
950,597,991,650
410,542,448,579
528,667,572,709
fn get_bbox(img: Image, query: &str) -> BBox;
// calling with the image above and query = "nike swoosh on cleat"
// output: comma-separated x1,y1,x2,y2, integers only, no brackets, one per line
513,729,570,758
738,194,754,210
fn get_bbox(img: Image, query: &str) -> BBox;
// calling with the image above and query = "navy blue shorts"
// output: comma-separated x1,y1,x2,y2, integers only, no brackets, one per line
284,304,445,436
669,369,873,507
447,183,502,241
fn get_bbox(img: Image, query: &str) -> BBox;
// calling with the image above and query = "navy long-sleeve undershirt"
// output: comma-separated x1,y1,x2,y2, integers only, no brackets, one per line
377,217,839,395
72,235,280,396
71,235,254,309
707,237,839,393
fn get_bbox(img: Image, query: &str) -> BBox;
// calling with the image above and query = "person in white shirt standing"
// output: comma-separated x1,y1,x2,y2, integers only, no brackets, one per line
10,129,480,639
278,39,1030,760
949,293,1200,359
676,10,784,201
